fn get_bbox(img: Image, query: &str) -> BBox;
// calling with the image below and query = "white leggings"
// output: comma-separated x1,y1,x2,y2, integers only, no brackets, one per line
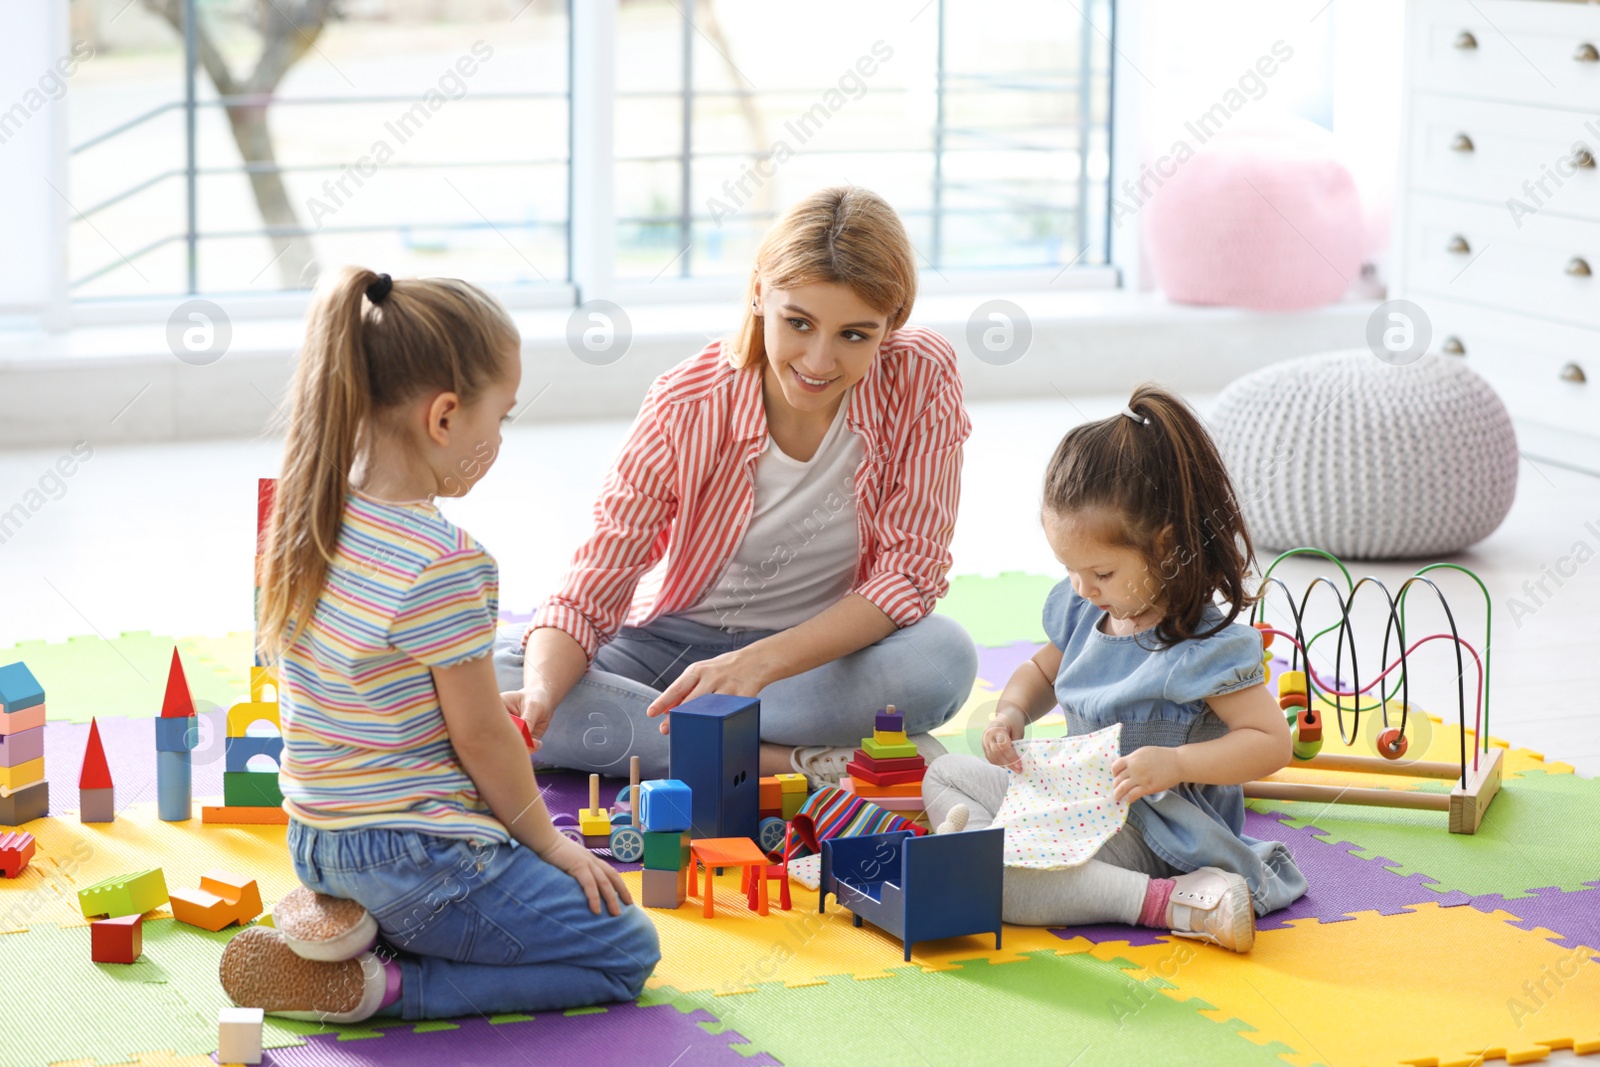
923,754,1182,927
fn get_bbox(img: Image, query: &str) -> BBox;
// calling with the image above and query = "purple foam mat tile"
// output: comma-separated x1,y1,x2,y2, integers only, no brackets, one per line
257,1004,781,1067
42,711,228,815
1047,922,1173,947
974,640,1044,689
1243,810,1473,930
1462,881,1600,960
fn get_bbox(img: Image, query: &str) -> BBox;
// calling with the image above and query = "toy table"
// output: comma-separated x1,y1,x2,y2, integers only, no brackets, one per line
687,837,770,918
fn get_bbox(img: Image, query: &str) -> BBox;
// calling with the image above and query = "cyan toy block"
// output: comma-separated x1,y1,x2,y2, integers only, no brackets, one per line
155,716,198,753
223,770,282,809
0,781,48,825
875,711,904,732
0,725,44,768
79,868,169,919
157,749,192,821
638,779,693,833
0,758,44,795
861,736,918,760
224,735,284,774
641,829,691,871
667,694,760,841
0,663,45,713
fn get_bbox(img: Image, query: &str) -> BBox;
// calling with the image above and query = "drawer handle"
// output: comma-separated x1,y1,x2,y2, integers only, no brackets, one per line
1567,257,1592,277
1442,336,1466,355
1455,30,1478,49
1447,235,1471,255
1560,362,1586,383
1575,147,1597,170
1575,42,1600,63
1451,133,1475,152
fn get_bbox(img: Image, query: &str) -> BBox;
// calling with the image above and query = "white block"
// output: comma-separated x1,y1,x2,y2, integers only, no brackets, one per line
217,1006,264,1065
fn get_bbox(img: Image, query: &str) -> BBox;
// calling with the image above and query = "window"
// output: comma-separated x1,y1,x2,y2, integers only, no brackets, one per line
65,0,1111,302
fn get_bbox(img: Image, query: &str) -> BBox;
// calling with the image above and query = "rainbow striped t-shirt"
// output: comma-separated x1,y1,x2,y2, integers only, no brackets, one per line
278,490,508,843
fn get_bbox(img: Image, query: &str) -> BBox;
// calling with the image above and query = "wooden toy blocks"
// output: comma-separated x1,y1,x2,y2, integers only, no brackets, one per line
90,913,143,963
0,758,44,795
90,914,143,964
79,717,115,822
223,770,283,809
157,648,197,822
758,775,782,812
0,662,45,714
641,829,691,871
0,830,35,878
79,868,169,919
0,781,48,825
170,870,262,931
637,779,692,833
860,736,918,760
0,724,44,767
641,865,688,909
218,1006,265,1065
578,773,612,837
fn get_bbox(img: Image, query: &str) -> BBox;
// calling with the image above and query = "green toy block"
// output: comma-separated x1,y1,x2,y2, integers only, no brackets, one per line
861,736,919,760
78,868,169,919
222,770,283,809
641,830,691,871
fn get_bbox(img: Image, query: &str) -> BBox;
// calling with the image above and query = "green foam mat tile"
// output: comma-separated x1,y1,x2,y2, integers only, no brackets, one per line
0,918,327,1067
643,950,1305,1067
0,633,243,723
1250,769,1600,899
935,571,1057,647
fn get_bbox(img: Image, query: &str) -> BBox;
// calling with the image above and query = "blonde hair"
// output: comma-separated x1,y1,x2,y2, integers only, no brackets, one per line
257,266,518,661
726,186,918,370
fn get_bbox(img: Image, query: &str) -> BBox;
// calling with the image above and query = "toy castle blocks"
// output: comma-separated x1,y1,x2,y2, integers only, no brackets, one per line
0,662,49,824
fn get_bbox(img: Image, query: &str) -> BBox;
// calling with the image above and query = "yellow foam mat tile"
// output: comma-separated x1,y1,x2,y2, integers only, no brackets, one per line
638,867,1083,995
0,800,298,933
1101,904,1600,1067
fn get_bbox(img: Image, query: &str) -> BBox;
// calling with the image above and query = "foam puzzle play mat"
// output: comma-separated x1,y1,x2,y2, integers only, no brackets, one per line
1,551,1597,1067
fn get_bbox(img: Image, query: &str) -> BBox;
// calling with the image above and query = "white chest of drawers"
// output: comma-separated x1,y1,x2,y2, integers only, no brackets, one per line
1394,0,1600,470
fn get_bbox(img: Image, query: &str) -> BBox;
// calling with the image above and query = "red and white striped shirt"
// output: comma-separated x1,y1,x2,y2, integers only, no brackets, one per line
530,325,971,660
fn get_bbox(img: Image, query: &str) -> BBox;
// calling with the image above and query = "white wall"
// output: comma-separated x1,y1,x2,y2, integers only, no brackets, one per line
0,0,71,320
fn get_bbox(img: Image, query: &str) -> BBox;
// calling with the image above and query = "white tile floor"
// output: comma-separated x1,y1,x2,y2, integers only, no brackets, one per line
2,395,1597,776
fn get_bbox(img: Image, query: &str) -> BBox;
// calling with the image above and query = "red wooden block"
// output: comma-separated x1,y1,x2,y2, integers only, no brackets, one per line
91,914,143,964
850,750,926,774
0,830,34,878
80,717,114,790
161,649,196,719
845,761,927,787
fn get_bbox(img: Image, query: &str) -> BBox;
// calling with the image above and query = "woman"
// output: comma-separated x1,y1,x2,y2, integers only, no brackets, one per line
496,186,977,786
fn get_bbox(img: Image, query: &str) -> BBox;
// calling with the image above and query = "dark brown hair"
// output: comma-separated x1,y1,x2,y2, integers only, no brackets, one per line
1042,384,1258,648
258,266,518,661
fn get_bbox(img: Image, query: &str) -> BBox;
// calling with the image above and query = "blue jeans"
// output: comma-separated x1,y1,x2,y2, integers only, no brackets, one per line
493,612,979,779
287,820,661,1020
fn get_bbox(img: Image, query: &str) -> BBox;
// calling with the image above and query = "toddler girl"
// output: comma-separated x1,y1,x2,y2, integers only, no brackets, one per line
922,386,1307,951
219,267,660,1020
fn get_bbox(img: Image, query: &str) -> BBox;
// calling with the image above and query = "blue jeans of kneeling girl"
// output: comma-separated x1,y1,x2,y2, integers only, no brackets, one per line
287,820,661,1020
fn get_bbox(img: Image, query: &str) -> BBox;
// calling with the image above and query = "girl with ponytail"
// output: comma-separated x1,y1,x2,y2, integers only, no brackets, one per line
923,385,1307,954
223,267,659,1023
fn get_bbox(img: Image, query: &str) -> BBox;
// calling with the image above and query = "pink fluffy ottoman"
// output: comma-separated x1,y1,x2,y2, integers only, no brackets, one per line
1144,130,1363,311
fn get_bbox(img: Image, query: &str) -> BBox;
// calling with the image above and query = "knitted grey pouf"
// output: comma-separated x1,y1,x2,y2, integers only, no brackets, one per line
1209,350,1519,560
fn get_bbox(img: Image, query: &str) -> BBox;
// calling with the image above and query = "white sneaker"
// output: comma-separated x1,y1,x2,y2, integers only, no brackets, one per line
1166,866,1256,953
790,744,856,790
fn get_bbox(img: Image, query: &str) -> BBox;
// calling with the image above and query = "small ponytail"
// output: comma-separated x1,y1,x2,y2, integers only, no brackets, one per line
257,267,518,662
1042,384,1259,648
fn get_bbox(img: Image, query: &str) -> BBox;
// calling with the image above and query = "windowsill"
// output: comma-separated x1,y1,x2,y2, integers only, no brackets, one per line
0,288,1378,448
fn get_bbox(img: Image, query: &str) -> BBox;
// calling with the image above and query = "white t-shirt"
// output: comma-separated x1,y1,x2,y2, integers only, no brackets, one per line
679,393,864,632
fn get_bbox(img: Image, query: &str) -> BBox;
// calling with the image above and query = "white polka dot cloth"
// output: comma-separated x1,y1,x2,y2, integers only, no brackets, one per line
992,725,1129,870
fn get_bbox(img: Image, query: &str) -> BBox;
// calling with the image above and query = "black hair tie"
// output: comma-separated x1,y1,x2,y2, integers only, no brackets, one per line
366,273,393,304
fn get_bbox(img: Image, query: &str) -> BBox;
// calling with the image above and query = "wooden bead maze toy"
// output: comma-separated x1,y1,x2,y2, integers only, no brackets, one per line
1242,549,1503,833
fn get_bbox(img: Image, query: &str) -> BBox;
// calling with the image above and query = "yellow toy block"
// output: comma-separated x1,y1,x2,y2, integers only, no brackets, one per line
250,666,279,704
780,792,806,820
79,868,169,919
578,809,612,836
0,758,44,795
873,729,909,747
226,700,281,739
1277,670,1307,697
773,772,807,795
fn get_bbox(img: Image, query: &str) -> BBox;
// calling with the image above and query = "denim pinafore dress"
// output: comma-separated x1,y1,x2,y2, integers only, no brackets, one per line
1043,580,1308,917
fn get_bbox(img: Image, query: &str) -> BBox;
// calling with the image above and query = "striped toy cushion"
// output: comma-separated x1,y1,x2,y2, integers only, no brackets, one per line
785,785,926,862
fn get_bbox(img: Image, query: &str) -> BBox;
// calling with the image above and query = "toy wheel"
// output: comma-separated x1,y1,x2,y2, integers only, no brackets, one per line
557,826,584,845
610,810,633,827
609,826,645,863
757,816,787,854
614,785,632,811
1376,727,1409,760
